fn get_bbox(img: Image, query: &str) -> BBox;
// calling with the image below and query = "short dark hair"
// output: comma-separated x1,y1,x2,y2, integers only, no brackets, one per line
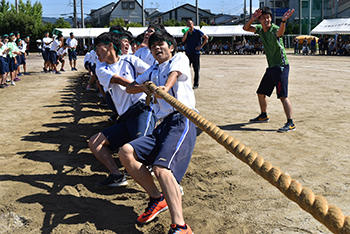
133,33,144,45
95,32,122,55
109,26,132,42
148,30,177,55
260,7,272,17
148,23,165,33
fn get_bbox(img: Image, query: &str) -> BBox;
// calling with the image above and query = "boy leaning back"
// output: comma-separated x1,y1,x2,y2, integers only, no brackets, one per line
121,30,196,234
243,7,296,132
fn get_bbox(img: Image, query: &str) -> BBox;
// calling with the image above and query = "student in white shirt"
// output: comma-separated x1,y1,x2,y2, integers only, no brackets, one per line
42,32,52,72
121,30,196,234
57,37,68,72
88,32,156,188
134,24,165,66
66,32,78,71
49,35,62,74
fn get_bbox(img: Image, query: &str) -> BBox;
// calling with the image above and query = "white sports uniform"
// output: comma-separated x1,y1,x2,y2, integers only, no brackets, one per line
134,47,156,66
96,54,150,115
136,52,195,119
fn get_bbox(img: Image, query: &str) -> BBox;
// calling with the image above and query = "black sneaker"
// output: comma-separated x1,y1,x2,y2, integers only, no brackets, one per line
277,122,296,132
193,85,199,89
98,174,128,187
249,113,269,123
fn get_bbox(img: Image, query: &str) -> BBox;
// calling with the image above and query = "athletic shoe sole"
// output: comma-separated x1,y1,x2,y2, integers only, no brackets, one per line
277,127,296,133
137,206,168,224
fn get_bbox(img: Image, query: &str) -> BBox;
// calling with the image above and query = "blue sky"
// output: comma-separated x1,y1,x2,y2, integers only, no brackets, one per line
7,0,259,17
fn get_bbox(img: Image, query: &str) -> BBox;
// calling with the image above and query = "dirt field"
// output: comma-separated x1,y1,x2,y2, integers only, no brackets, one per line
0,53,349,234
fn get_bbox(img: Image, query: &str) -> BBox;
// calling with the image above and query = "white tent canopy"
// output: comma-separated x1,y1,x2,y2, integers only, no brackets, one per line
311,18,350,35
56,25,255,38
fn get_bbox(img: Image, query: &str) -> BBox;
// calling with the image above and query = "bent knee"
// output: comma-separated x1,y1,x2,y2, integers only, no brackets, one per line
152,166,171,179
119,144,135,161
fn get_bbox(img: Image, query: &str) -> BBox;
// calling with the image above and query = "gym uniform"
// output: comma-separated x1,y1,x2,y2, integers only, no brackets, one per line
130,52,197,183
19,40,26,65
0,43,9,74
134,47,156,66
88,50,97,75
49,39,60,65
96,54,155,151
7,41,19,72
66,37,78,61
42,36,52,62
255,24,289,98
84,52,91,70
57,47,68,63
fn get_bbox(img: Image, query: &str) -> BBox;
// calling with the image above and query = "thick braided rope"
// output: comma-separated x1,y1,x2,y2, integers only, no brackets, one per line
144,82,350,234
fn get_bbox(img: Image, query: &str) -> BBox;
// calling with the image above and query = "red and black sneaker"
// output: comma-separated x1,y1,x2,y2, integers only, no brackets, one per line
168,224,193,234
137,194,168,224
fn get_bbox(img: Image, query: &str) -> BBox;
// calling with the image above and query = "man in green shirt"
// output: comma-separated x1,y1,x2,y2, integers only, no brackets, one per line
243,7,296,132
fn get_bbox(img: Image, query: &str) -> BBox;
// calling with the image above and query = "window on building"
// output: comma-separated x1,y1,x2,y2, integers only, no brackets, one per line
122,2,129,9
260,2,264,8
129,2,135,9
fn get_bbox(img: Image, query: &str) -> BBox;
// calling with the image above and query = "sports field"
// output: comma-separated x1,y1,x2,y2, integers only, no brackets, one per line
0,53,349,233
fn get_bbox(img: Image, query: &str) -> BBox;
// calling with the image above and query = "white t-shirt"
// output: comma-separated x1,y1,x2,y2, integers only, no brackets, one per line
42,37,52,49
89,50,97,65
84,52,90,63
134,47,156,66
96,54,150,115
20,41,27,53
57,47,68,56
50,39,60,51
66,38,78,49
136,53,196,119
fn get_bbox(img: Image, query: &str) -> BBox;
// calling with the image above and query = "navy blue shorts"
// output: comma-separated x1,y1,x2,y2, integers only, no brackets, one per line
42,48,50,62
49,51,58,65
129,112,197,183
0,57,5,75
3,57,9,73
20,54,26,65
16,55,21,68
102,101,156,151
8,57,16,72
84,62,90,70
257,65,290,98
68,49,77,61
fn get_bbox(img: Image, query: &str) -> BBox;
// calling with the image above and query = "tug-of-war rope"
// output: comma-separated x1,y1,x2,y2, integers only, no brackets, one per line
144,81,350,234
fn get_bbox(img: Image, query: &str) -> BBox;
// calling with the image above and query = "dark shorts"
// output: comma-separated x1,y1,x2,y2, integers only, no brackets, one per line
58,57,64,63
102,101,156,151
68,49,77,61
42,48,50,62
8,57,16,72
0,57,6,75
20,54,26,65
129,112,197,183
257,65,290,98
49,51,58,65
84,62,90,70
3,56,9,73
16,55,21,68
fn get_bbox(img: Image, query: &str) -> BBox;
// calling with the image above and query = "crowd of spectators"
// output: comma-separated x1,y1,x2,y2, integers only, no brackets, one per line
294,36,350,56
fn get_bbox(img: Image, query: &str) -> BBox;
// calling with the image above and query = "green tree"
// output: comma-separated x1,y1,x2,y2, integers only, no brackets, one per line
126,22,142,27
110,17,125,27
54,17,71,28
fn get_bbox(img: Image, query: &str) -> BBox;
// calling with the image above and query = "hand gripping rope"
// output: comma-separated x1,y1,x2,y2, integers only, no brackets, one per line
143,81,350,234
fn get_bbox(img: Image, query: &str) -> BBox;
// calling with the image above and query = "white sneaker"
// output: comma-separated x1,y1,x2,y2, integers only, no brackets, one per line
10,81,16,86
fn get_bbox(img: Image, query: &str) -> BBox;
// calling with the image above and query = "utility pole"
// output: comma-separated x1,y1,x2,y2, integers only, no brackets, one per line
299,0,302,34
196,0,199,26
142,0,145,26
308,0,312,34
243,0,246,24
81,0,84,28
273,0,276,24
249,0,252,18
335,0,339,18
321,0,324,20
15,0,18,13
73,0,78,28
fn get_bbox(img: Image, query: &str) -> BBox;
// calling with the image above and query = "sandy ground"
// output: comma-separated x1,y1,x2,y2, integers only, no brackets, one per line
0,52,349,234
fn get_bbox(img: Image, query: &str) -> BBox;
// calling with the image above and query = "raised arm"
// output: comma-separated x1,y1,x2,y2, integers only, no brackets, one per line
243,9,262,33
277,9,295,37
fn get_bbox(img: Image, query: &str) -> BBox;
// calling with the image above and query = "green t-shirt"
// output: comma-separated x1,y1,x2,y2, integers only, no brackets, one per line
7,42,19,58
255,24,288,68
